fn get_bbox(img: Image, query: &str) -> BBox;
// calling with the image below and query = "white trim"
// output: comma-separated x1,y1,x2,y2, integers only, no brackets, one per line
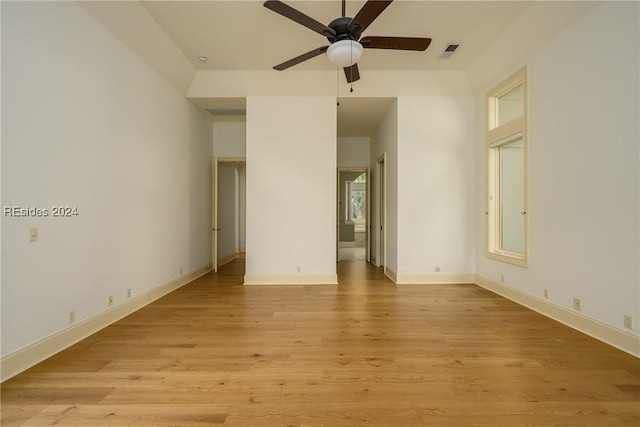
489,130,523,149
0,264,213,382
475,274,640,358
397,273,476,285
385,266,397,283
485,67,529,268
243,274,338,285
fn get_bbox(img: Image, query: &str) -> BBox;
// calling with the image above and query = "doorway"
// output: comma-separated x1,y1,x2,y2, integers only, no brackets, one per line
337,168,370,262
212,158,246,273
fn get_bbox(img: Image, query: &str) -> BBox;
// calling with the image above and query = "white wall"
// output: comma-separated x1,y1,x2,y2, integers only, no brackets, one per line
370,101,399,276
245,97,337,284
337,137,370,168
213,121,246,158
189,70,473,99
397,97,476,281
466,2,598,94
475,2,639,336
1,2,212,357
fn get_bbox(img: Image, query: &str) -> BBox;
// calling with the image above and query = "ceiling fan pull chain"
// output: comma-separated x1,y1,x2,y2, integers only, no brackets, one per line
350,43,354,93
337,67,340,106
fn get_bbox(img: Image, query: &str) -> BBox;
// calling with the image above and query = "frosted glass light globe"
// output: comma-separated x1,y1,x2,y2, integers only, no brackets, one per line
327,40,363,67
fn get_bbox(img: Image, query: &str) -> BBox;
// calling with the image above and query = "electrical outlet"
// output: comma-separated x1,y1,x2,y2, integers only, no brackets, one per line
68,310,75,323
179,267,182,275
500,274,505,282
543,289,549,299
573,298,581,311
29,228,38,242
127,288,132,299
296,266,301,273
435,265,441,272
108,295,114,307
624,314,633,329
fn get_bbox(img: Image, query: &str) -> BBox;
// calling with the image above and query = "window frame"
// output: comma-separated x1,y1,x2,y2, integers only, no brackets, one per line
485,67,528,267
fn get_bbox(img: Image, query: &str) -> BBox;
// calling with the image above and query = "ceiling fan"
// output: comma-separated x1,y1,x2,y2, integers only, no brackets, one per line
264,0,431,83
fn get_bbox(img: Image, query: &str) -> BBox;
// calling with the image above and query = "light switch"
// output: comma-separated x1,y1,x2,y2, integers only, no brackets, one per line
29,228,38,242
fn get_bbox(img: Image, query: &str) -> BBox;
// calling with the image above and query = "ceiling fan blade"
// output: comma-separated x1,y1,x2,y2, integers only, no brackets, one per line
360,36,431,51
344,64,360,83
273,46,329,71
348,0,393,38
264,0,335,37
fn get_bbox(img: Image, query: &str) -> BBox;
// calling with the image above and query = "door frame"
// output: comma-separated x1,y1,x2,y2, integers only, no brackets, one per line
376,154,387,273
212,157,246,273
336,167,370,263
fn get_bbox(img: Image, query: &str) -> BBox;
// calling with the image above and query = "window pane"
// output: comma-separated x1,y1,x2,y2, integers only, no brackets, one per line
498,84,523,126
351,189,366,222
500,138,524,254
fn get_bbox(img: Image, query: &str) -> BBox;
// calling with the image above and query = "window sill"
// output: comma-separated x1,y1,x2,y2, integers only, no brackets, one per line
487,250,528,268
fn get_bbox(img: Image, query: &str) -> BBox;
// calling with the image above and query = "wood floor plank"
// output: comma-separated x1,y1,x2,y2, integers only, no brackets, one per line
18,405,230,426
223,402,629,426
1,387,115,405
0,405,46,427
1,259,638,426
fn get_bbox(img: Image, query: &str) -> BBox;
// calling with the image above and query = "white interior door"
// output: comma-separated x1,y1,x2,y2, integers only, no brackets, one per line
336,169,340,263
377,154,386,272
212,158,219,273
366,167,370,263
217,162,238,265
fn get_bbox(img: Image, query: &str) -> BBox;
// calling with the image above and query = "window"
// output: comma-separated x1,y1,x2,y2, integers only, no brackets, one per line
346,173,366,225
486,68,528,267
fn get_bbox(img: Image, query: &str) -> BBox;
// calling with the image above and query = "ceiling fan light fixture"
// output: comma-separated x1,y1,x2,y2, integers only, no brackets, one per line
326,40,363,67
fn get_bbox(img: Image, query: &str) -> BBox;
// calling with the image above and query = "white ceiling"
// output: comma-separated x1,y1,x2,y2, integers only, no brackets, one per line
84,1,591,136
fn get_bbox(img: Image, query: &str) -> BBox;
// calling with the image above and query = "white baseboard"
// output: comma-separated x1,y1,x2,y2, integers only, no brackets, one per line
1,264,213,382
244,274,338,285
475,274,640,358
396,273,475,284
385,267,398,283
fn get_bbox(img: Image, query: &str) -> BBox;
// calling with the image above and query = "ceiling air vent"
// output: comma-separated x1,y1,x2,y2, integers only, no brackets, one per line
439,43,460,59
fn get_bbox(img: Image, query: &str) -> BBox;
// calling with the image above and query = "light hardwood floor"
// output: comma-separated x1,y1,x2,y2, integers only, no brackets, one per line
2,259,639,426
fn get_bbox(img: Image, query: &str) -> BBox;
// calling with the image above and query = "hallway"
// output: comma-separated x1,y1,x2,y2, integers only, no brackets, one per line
2,259,638,426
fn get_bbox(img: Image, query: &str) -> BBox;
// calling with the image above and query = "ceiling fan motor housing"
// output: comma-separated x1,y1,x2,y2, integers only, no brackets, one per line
327,17,361,43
